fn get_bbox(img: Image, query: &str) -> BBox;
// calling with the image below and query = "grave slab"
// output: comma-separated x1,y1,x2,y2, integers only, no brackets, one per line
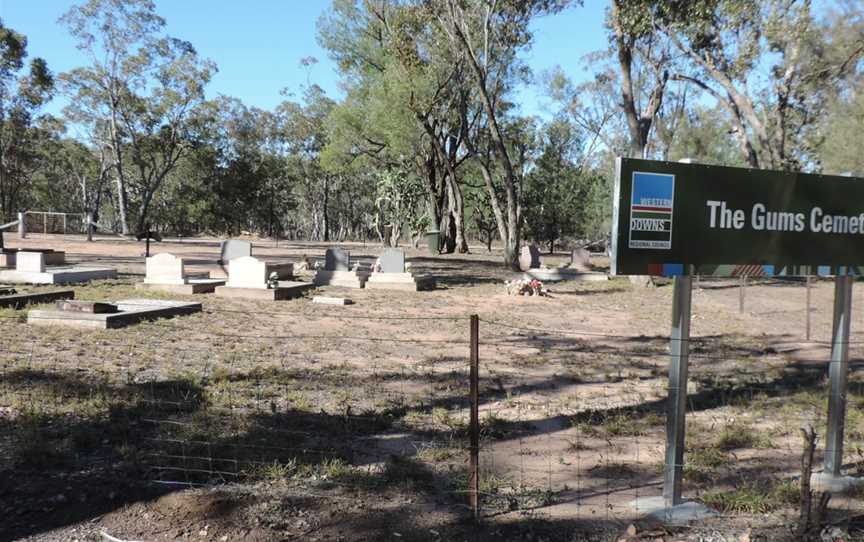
366,248,435,291
0,266,116,284
138,253,226,293
55,300,117,313
313,270,369,288
209,261,293,281
215,281,313,301
522,269,608,283
223,256,295,289
28,298,201,329
215,255,308,299
0,251,116,285
365,273,435,291
0,249,65,267
314,248,369,288
312,296,354,305
0,289,74,309
136,279,225,295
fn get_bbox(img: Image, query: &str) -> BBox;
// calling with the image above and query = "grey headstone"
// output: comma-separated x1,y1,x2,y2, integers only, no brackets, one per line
325,248,350,271
571,247,591,269
220,239,252,264
519,245,541,271
380,248,405,273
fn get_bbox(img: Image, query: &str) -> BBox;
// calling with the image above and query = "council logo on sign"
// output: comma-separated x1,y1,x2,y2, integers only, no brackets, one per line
629,171,675,250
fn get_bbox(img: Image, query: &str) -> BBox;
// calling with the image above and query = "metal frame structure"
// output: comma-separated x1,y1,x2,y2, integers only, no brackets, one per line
662,269,854,507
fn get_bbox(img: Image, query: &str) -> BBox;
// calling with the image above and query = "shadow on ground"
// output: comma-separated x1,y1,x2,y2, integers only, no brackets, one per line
0,329,856,540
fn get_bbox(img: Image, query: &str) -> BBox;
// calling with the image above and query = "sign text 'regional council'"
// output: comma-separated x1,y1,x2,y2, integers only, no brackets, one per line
706,200,864,235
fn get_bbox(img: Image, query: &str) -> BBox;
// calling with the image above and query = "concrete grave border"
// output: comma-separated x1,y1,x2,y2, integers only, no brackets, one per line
28,298,201,329
0,289,74,309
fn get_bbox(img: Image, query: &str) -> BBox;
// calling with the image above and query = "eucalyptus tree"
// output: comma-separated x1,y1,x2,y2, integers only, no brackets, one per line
522,118,582,252
658,103,744,165
382,2,482,252
158,95,292,236
275,85,341,241
31,132,110,219
0,19,53,219
807,4,864,174
429,0,575,269
608,0,673,159
60,0,215,234
544,0,679,166
319,0,471,252
658,0,864,171
819,72,864,175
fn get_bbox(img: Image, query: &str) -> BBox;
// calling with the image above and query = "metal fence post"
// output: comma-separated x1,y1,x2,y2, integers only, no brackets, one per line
739,276,746,313
17,212,25,239
86,212,93,242
824,274,853,476
805,276,812,341
469,314,480,522
664,274,692,507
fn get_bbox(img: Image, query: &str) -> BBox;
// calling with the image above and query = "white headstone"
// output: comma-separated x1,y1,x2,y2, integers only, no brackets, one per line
226,256,268,289
144,253,186,285
16,251,45,273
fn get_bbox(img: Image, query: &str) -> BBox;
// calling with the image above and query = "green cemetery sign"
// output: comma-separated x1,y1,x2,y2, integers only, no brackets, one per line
611,158,864,277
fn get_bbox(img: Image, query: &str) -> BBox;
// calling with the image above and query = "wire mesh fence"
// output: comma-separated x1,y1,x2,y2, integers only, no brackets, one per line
474,309,864,532
0,310,478,538
3,287,864,537
475,317,666,521
22,211,88,235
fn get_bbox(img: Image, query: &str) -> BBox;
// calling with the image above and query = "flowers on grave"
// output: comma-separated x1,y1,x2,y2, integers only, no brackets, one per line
295,255,311,272
266,271,279,289
505,278,548,297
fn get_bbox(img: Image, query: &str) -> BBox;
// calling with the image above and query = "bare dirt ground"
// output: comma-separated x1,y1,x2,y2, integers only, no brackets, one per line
2,234,864,541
